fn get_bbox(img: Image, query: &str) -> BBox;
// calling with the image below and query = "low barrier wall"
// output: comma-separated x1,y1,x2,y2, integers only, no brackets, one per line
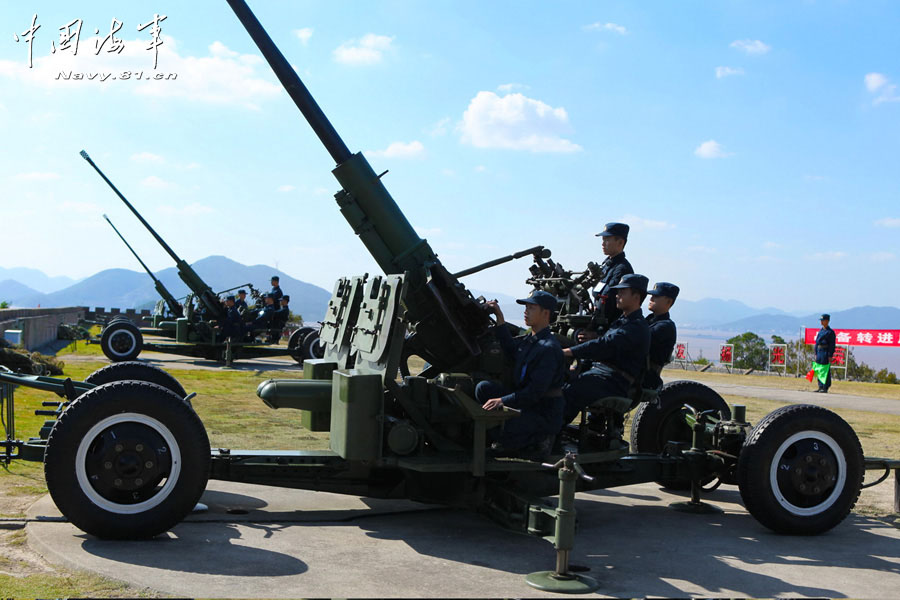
0,307,87,351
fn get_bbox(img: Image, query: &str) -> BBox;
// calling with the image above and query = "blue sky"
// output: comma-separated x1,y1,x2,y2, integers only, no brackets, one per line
1,0,898,312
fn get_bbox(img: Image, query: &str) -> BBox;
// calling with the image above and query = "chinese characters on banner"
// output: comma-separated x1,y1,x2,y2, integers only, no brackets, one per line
831,346,848,367
674,343,687,361
803,328,900,347
719,344,733,366
13,13,167,68
769,344,786,366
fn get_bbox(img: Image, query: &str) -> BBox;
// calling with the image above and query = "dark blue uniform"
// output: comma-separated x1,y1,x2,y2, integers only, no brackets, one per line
269,285,283,304
475,325,565,450
645,311,676,389
235,298,248,313
221,306,244,340
251,304,275,332
594,253,633,325
563,309,650,423
815,326,836,391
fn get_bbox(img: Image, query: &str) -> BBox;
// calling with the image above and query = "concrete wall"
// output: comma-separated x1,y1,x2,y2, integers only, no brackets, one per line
0,307,87,351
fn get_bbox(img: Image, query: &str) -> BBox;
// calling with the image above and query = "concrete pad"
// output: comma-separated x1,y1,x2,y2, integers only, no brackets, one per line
26,480,900,598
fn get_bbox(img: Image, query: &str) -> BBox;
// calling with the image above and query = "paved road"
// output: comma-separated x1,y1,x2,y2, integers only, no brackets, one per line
665,373,900,416
25,480,900,598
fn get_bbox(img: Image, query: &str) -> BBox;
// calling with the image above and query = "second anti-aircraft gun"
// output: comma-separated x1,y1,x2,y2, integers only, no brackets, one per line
19,1,882,590
83,151,323,364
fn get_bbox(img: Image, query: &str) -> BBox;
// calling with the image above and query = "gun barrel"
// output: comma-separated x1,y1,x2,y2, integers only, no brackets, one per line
102,215,156,281
454,246,548,279
224,0,350,165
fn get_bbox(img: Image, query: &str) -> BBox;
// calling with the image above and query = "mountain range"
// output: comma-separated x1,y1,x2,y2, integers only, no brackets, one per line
1,256,332,323
3,260,898,334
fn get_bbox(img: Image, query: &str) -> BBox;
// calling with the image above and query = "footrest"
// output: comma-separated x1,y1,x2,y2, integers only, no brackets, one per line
588,396,632,413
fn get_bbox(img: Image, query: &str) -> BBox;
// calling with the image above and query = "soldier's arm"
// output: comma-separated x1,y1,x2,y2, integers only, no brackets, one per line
501,344,563,410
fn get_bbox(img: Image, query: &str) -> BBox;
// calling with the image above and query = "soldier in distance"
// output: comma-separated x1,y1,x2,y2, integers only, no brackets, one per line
250,293,276,334
562,274,651,438
235,289,249,313
268,295,291,341
220,295,244,341
815,313,836,393
578,222,633,342
478,290,566,461
645,282,679,390
269,275,284,304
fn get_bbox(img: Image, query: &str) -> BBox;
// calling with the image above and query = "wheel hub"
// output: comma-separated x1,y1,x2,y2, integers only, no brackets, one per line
776,438,838,506
86,423,172,502
110,331,135,354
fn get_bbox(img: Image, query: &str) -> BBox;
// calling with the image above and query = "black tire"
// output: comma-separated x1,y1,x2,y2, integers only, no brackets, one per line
737,404,863,535
630,380,730,490
288,327,316,363
44,380,210,539
100,321,143,362
84,362,189,407
301,330,325,360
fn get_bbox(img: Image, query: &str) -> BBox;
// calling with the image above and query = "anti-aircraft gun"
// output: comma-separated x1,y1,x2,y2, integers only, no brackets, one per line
8,1,887,591
82,151,319,364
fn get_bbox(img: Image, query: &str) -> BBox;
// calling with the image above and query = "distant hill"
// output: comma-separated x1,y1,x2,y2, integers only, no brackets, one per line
716,306,900,335
4,256,332,322
671,298,794,328
0,267,75,294
0,279,43,305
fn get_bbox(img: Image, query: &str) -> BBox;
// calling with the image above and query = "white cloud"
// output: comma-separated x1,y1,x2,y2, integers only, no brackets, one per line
730,39,770,55
313,186,331,195
14,172,60,181
333,34,394,66
498,83,529,92
414,226,442,237
277,185,296,193
864,72,900,105
715,66,744,79
59,201,100,214
131,152,164,164
686,245,717,254
619,214,676,231
141,175,172,189
294,28,314,46
474,165,487,173
158,202,214,216
763,241,782,249
428,117,451,137
694,140,732,159
807,251,847,261
584,22,628,35
870,251,896,262
441,168,456,177
368,140,425,159
0,37,283,110
875,217,900,228
460,91,581,153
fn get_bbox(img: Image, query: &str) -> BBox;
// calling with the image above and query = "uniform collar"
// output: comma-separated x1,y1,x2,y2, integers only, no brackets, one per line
604,252,627,266
532,326,553,340
648,311,670,322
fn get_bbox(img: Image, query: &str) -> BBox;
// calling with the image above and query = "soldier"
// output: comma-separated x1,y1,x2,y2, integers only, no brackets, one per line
235,289,249,313
645,282,679,390
250,293,276,333
269,295,291,332
578,222,633,342
220,295,244,340
561,274,651,431
478,291,565,461
815,313,836,393
269,276,284,304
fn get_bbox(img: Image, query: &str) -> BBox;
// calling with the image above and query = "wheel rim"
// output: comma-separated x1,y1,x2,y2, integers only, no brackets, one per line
309,336,325,359
75,412,182,514
768,430,846,516
107,329,137,358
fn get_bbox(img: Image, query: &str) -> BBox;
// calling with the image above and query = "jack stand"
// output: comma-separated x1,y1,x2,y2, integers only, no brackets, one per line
669,406,723,514
526,453,600,594
225,339,233,367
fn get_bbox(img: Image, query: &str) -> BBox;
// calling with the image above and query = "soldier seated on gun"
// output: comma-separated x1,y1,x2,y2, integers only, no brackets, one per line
578,222,634,343
561,274,650,440
235,289,249,313
249,293,276,336
267,295,291,342
478,291,565,462
220,295,244,341
645,282,679,390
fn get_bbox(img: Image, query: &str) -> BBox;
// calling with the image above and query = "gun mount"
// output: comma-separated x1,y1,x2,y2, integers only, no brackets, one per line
526,254,608,343
102,214,183,319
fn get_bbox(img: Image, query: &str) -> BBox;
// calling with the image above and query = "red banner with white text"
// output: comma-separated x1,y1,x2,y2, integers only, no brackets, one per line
804,328,900,347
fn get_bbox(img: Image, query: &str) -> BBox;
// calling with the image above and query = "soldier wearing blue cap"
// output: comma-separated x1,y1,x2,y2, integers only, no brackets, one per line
269,276,284,304
268,295,292,341
478,290,566,461
580,223,634,342
235,289,249,313
814,314,836,393
250,293,277,334
562,273,651,433
220,295,244,340
645,282,680,390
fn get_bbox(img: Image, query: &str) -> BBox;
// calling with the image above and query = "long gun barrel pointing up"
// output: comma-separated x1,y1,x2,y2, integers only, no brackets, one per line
102,215,183,318
81,150,224,321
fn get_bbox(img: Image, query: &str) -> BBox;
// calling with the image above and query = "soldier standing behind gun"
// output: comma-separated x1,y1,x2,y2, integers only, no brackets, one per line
578,222,633,342
645,282,679,390
269,276,284,304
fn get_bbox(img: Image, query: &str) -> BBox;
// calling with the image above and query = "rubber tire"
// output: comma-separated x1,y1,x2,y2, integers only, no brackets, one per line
100,321,143,362
630,380,730,490
84,362,189,407
301,330,325,360
44,380,210,539
737,404,863,535
288,327,316,363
